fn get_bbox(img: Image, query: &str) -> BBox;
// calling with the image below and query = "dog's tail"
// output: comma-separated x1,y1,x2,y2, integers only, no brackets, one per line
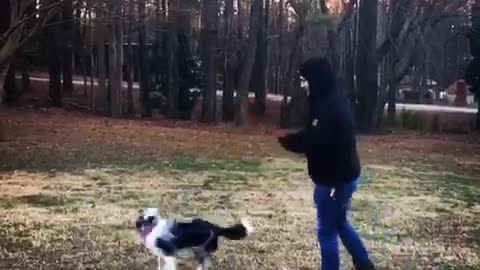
217,218,255,240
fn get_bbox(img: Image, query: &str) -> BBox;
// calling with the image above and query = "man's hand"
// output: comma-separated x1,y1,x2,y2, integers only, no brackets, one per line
277,134,301,153
275,129,293,151
273,129,289,138
277,136,289,150
276,129,307,154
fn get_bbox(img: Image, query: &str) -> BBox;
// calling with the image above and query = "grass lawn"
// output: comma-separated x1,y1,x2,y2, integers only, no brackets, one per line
0,109,479,270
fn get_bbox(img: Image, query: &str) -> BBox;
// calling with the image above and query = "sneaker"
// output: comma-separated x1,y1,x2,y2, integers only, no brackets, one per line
353,259,376,270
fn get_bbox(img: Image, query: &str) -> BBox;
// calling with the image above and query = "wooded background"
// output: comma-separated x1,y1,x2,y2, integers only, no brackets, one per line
0,0,479,132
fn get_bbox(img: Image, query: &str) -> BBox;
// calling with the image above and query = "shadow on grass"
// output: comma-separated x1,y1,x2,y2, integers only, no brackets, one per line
0,220,149,270
359,163,480,252
0,148,262,175
415,171,480,206
363,162,480,206
202,173,250,190
0,194,79,209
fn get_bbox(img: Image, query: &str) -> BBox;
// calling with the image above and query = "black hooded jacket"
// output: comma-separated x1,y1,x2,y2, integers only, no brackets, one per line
278,57,361,186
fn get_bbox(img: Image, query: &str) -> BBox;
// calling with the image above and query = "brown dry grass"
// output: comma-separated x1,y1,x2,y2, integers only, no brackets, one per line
0,108,479,270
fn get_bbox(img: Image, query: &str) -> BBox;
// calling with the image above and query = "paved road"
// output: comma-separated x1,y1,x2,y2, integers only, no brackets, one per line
27,75,478,115
394,103,476,114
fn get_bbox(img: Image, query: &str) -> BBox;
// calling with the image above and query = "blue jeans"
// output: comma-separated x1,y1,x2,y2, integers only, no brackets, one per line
313,178,371,270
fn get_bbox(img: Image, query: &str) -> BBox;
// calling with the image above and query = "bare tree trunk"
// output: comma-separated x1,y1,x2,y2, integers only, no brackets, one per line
418,55,427,104
377,55,392,129
138,0,150,117
264,0,270,98
222,0,235,121
252,0,267,116
387,82,398,122
162,0,167,21
235,0,262,126
47,3,62,107
0,2,10,90
4,61,17,104
0,1,9,37
277,0,285,95
21,57,30,93
108,2,116,114
62,0,74,94
88,6,95,110
114,12,123,116
0,64,7,105
48,52,62,106
109,0,123,117
353,4,360,117
375,2,389,129
75,0,83,88
237,0,244,41
355,0,378,133
162,0,168,59
126,0,134,115
472,0,480,129
167,25,179,119
320,0,338,77
476,100,480,130
235,0,244,96
375,0,417,128
167,2,179,119
155,0,161,60
95,5,107,113
280,4,306,128
81,6,88,97
82,44,88,97
345,26,355,103
201,0,218,123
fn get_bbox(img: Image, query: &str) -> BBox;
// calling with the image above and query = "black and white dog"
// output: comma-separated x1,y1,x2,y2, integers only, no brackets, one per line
135,208,255,270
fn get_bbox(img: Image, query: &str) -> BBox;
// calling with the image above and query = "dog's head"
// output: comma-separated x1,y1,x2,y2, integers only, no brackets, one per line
135,208,160,236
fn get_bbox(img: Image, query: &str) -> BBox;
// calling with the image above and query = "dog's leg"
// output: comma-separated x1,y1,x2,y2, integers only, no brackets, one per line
157,256,163,270
196,256,211,270
203,257,211,270
163,257,177,270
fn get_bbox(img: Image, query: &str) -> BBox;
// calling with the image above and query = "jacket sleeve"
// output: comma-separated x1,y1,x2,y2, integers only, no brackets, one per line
278,117,331,154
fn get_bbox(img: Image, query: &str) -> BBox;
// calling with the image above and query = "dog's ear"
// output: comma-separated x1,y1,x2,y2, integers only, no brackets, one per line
144,208,160,218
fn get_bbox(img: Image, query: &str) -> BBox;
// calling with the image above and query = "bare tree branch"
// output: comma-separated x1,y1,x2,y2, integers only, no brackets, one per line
377,0,468,64
376,0,414,61
0,0,62,70
337,0,356,33
1,1,61,44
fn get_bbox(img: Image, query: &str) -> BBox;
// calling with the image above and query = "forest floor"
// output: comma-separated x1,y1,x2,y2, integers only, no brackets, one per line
0,108,480,270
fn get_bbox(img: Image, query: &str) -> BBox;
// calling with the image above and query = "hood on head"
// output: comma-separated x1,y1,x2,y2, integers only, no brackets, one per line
299,57,336,102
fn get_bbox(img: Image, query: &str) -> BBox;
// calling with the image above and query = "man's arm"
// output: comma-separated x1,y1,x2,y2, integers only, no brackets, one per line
278,117,331,154
278,128,308,153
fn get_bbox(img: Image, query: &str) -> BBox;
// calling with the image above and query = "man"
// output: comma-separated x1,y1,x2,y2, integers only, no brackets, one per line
277,57,375,270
